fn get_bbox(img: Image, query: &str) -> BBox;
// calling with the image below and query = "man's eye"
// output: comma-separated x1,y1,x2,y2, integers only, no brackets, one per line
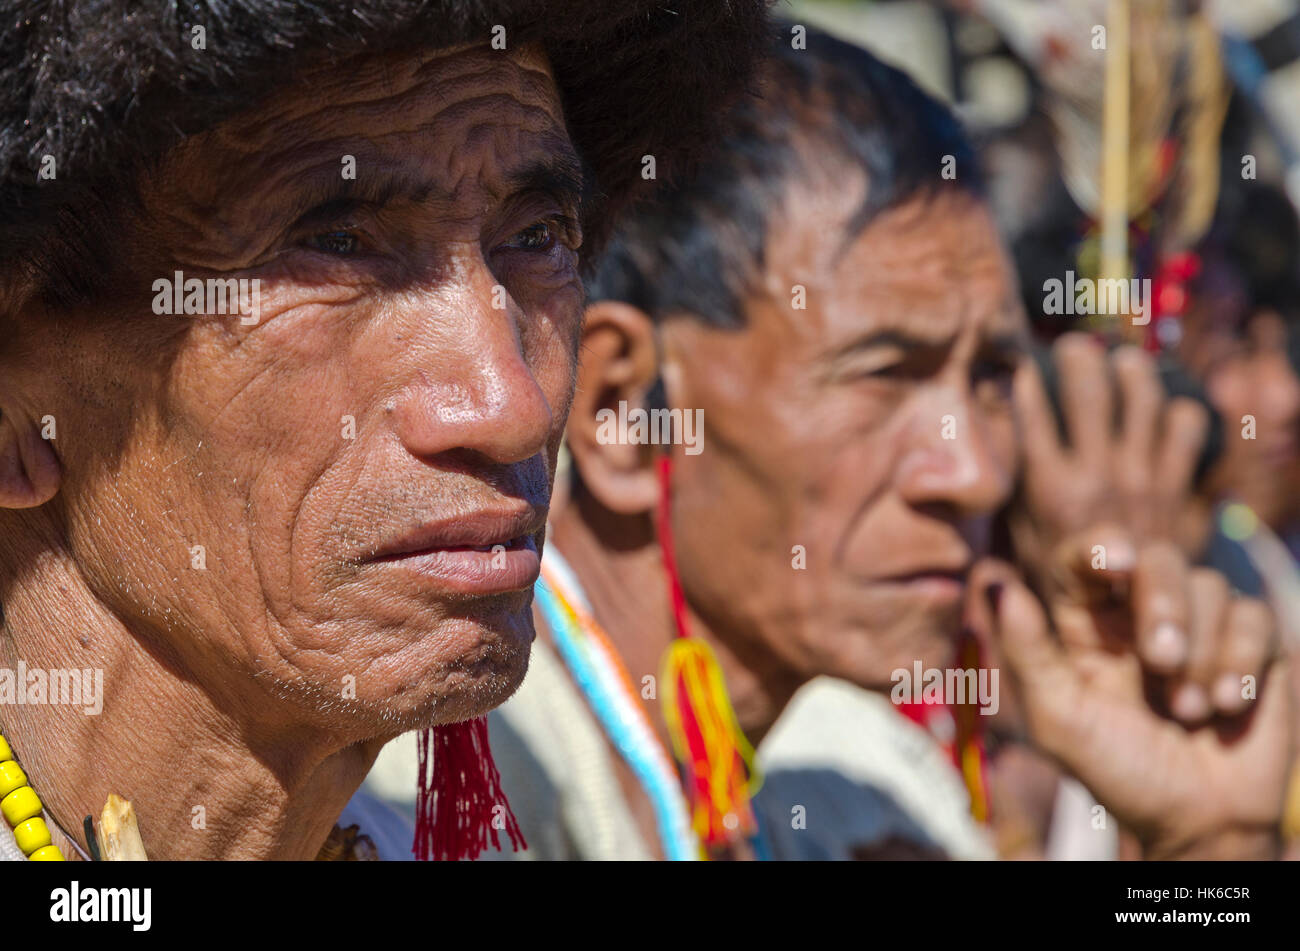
859,358,927,381
972,357,1017,383
867,362,907,378
506,221,556,252
306,231,359,255
973,358,1017,401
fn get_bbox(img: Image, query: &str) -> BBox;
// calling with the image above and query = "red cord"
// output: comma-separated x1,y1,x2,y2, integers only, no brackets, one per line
655,455,692,641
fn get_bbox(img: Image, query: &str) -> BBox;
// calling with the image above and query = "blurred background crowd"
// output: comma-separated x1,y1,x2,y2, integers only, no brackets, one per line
784,0,1300,859
810,0,1300,493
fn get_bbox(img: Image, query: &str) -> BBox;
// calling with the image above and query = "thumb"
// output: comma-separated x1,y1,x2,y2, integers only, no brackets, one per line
970,559,1078,751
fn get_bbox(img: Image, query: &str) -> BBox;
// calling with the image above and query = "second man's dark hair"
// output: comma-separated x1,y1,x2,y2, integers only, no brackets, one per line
588,24,982,329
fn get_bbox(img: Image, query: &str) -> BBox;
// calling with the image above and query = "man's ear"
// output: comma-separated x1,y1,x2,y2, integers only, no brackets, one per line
567,300,661,515
0,408,61,508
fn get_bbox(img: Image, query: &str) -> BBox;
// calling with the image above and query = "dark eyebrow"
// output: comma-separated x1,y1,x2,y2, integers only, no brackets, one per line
283,149,586,234
824,328,958,362
493,150,586,213
283,166,441,233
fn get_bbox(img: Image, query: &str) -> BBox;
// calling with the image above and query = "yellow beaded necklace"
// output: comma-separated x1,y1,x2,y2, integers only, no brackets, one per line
0,730,382,860
0,732,65,861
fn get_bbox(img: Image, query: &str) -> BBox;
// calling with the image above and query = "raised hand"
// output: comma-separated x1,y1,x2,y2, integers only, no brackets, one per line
971,541,1291,859
1008,333,1211,599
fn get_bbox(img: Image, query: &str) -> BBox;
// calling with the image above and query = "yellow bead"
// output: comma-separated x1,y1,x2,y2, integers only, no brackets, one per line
14,816,51,854
0,735,11,761
28,845,64,861
1,785,41,825
0,759,27,798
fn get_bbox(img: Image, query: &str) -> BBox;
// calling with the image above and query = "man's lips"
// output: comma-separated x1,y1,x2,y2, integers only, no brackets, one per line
877,569,968,583
868,566,971,602
368,507,546,559
364,506,546,596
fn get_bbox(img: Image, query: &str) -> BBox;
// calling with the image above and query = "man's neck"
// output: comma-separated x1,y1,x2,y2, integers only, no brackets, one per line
551,491,802,749
0,553,385,861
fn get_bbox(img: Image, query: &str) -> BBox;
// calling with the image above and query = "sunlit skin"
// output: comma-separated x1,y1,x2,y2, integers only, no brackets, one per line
664,186,1025,689
992,338,1289,860
0,43,583,859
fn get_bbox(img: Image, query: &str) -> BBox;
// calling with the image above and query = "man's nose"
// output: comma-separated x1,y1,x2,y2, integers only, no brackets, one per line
895,388,1012,518
391,260,554,465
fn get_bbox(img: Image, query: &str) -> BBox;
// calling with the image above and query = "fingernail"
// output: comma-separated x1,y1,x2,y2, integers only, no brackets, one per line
985,582,1003,615
1146,622,1186,668
1213,673,1245,712
1106,543,1136,573
1171,683,1210,722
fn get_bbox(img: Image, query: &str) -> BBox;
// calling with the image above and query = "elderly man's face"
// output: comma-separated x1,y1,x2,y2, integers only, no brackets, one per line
664,183,1026,688
12,44,583,733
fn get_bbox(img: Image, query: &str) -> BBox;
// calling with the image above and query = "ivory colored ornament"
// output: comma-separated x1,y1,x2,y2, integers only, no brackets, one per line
96,794,148,861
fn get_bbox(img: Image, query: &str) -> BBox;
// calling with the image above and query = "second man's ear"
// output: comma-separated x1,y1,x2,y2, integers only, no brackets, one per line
566,299,662,515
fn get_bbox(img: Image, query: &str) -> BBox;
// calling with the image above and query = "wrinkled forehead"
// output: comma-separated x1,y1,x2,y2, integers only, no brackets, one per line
757,181,1023,347
135,41,577,264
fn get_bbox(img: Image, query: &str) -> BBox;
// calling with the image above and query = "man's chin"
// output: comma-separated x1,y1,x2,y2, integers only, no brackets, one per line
278,609,534,736
422,647,532,725
317,654,530,738
817,597,965,691
379,619,534,728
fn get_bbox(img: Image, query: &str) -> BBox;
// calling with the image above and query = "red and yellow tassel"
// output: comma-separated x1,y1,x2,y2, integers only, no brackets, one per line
661,637,760,848
655,455,759,852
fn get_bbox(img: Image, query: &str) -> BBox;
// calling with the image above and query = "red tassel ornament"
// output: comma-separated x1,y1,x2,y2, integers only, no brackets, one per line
654,454,760,851
412,716,526,861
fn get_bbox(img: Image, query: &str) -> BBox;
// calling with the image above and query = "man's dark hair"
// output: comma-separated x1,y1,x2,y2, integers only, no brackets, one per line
1203,179,1300,325
588,23,981,328
0,0,770,306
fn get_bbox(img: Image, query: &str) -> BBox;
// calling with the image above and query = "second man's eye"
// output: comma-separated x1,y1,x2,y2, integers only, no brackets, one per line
307,230,359,255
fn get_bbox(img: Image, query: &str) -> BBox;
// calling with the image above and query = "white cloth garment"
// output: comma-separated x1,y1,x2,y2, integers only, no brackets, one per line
361,660,996,859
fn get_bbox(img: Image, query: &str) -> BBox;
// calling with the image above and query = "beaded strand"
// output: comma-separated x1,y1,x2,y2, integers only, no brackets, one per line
534,550,700,861
0,733,65,860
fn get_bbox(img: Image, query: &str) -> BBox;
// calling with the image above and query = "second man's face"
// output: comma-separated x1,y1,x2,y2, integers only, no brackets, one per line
664,181,1028,688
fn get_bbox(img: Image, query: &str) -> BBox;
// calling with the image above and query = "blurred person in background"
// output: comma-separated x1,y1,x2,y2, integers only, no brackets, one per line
1176,181,1300,601
1170,178,1300,854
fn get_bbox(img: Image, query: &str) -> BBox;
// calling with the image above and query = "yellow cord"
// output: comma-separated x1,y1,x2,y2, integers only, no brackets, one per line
661,639,761,841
